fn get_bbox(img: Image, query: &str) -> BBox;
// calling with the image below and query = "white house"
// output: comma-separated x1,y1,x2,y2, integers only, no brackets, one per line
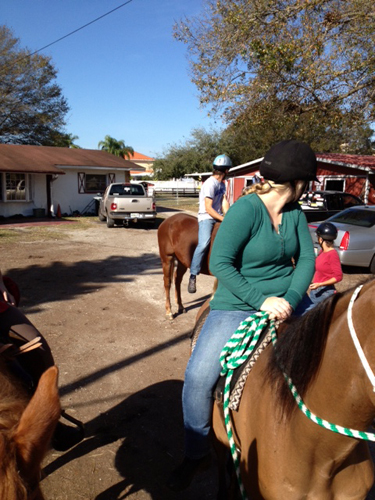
0,144,145,218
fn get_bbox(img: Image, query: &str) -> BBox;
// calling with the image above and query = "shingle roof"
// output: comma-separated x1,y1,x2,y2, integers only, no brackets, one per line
317,153,375,170
0,144,135,174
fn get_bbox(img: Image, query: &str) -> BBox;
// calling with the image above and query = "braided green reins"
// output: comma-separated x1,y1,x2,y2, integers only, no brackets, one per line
220,312,273,500
219,289,375,499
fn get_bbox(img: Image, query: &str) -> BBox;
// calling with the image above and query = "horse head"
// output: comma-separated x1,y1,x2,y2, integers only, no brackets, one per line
0,366,61,500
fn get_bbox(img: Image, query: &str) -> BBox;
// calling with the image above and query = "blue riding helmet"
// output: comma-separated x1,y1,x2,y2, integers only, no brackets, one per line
213,154,232,172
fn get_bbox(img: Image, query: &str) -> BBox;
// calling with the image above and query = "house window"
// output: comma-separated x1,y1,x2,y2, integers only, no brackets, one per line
77,173,113,194
5,173,29,201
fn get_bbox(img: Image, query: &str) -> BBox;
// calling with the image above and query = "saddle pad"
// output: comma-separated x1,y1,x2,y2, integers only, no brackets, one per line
214,328,272,411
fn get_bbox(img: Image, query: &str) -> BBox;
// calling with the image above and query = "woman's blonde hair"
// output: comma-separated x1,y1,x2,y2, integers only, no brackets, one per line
241,179,306,202
241,179,290,197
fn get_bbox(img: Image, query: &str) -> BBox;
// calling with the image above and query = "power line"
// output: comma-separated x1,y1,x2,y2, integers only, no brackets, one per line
3,0,133,69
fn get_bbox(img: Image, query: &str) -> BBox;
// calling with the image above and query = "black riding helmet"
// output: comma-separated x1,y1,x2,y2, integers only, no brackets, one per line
260,140,318,183
316,222,338,241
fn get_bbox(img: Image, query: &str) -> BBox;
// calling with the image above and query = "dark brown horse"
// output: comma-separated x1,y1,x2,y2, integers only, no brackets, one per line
157,213,219,319
0,362,60,499
210,278,375,499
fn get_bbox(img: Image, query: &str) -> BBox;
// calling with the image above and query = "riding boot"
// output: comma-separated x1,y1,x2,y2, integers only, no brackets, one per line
51,410,85,452
188,275,197,294
167,454,211,491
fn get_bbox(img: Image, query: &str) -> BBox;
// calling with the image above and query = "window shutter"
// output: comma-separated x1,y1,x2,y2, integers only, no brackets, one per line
78,173,85,193
109,173,115,183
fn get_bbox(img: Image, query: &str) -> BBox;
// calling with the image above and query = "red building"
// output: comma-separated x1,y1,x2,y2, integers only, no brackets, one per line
226,153,375,205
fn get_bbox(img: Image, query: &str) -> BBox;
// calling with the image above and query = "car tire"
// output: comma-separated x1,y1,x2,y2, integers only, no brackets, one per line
370,255,375,274
98,211,106,222
106,214,115,228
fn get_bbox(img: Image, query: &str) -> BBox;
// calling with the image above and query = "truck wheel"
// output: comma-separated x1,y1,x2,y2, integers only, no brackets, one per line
106,214,115,228
370,255,375,274
98,211,106,222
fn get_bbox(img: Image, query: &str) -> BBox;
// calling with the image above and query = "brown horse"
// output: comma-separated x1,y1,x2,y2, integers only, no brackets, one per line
210,278,375,499
157,213,219,319
0,362,60,499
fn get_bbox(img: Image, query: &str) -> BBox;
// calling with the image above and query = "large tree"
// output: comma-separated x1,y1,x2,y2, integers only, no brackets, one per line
98,135,134,159
174,0,375,152
0,26,69,145
153,127,235,180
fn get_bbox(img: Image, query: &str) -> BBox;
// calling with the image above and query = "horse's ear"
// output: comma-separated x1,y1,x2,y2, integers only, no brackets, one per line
13,366,61,470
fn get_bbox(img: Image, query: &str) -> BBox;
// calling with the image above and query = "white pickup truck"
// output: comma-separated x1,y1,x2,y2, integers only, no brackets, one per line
98,183,157,228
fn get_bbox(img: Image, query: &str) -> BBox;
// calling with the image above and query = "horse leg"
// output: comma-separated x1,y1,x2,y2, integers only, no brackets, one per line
162,256,175,320
174,260,187,314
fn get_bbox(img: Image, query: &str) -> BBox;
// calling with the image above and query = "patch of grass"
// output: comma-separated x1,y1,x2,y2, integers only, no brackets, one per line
0,217,98,246
0,229,19,243
60,216,98,229
155,194,199,213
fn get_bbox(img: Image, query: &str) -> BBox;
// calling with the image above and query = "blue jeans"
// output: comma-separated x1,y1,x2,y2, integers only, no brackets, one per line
190,218,217,276
182,309,253,458
303,286,336,314
182,302,310,458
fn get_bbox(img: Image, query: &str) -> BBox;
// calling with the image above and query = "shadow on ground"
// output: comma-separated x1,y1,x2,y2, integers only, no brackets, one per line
44,379,219,500
5,252,162,314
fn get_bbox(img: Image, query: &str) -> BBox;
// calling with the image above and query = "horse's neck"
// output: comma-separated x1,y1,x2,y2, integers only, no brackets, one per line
308,285,375,432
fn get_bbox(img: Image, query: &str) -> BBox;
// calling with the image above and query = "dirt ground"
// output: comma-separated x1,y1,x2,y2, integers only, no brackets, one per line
0,209,374,500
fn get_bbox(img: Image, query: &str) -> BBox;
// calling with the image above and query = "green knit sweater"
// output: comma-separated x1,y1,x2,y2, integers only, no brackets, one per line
209,193,315,311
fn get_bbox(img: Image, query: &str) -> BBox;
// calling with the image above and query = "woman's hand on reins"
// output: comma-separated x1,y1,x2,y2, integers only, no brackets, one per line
260,297,292,321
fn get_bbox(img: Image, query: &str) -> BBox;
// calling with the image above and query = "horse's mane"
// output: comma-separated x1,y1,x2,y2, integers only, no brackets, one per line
266,281,371,418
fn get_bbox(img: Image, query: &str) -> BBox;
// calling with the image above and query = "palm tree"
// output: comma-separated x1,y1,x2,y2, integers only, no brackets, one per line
98,135,134,159
66,134,80,148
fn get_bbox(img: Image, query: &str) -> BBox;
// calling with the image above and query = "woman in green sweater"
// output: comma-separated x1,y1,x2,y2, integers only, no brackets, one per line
168,140,318,491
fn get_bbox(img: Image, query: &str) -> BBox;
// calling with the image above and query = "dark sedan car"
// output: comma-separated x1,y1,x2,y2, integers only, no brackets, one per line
299,190,364,222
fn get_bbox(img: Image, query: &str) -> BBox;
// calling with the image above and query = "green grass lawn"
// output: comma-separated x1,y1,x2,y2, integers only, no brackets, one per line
155,194,199,213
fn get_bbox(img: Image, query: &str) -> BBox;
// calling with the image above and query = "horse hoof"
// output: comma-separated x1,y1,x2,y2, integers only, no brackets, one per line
166,313,174,321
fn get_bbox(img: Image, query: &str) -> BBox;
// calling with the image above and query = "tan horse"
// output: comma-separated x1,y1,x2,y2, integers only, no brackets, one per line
0,363,60,499
157,213,219,319
212,278,375,499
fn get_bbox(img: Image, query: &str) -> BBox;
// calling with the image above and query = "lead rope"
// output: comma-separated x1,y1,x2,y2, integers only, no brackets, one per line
220,311,274,500
220,286,375,499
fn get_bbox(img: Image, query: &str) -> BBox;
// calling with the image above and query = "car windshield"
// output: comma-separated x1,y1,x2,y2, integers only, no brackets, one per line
109,185,144,196
329,209,375,228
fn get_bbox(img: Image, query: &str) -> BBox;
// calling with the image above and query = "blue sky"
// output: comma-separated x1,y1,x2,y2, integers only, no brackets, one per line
3,0,221,158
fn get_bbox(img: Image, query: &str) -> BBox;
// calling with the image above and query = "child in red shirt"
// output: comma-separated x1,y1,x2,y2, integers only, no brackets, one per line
307,222,342,309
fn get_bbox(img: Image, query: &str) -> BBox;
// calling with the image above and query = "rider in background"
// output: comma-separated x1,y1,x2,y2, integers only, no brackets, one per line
188,154,231,294
168,139,318,492
307,222,343,308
